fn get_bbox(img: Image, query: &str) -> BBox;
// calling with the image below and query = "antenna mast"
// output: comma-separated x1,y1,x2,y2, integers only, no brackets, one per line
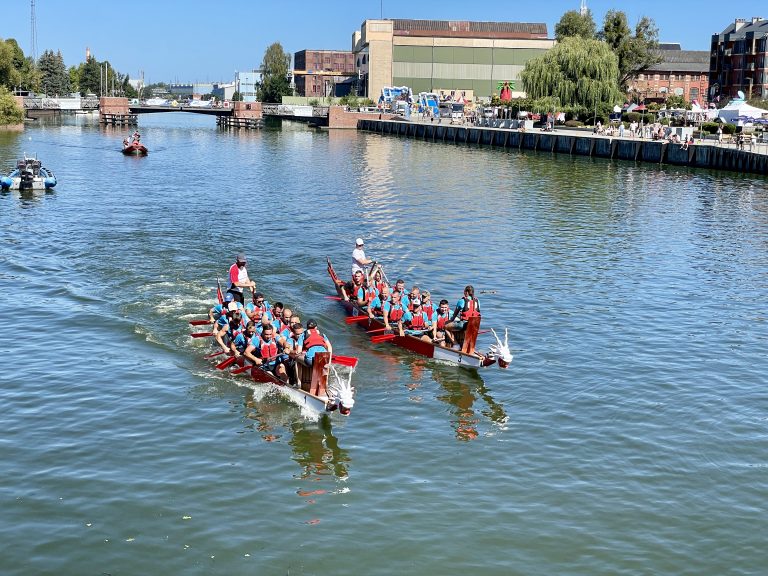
30,0,38,61
580,0,587,16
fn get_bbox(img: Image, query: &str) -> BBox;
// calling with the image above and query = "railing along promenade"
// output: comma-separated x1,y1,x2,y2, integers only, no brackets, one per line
356,117,768,177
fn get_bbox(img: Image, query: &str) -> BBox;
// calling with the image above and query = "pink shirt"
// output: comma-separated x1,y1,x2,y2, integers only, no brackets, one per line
228,263,249,293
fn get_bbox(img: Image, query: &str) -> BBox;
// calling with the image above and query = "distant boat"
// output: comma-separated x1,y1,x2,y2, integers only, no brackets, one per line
144,97,169,106
122,137,148,156
186,99,212,108
1,155,57,191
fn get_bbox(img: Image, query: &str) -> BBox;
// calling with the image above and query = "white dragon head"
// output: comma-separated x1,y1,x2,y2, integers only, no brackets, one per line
325,365,356,415
489,328,513,368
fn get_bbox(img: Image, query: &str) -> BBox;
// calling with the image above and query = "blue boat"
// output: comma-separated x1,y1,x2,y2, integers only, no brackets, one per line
0,156,57,191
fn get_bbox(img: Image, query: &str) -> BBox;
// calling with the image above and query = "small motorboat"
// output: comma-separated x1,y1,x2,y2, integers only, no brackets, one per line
1,156,57,191
122,136,148,156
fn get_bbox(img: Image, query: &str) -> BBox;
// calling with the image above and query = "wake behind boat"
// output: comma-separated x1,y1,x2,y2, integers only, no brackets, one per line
327,256,512,370
1,156,57,191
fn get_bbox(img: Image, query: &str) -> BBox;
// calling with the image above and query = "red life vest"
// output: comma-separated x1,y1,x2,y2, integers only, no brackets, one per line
389,304,405,322
423,301,435,318
409,311,426,329
436,311,449,330
376,281,386,293
461,298,480,320
260,338,278,359
302,328,327,350
252,303,269,319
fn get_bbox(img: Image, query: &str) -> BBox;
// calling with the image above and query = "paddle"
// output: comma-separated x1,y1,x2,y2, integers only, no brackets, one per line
216,356,237,370
366,327,391,334
331,355,359,368
204,350,227,359
325,295,342,301
371,333,396,343
232,362,254,375
216,277,224,305
345,315,370,324
190,332,214,338
189,319,212,326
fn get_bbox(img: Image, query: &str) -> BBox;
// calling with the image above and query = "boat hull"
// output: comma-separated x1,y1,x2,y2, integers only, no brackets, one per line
122,142,148,156
327,257,487,369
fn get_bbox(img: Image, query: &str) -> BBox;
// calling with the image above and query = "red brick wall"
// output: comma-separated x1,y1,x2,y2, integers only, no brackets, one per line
232,101,263,119
100,97,130,114
328,106,397,129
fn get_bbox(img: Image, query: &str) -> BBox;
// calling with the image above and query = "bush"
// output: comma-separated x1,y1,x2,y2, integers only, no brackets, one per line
626,112,641,123
308,98,319,106
564,119,584,127
722,123,737,135
659,118,670,125
0,87,25,125
701,122,720,134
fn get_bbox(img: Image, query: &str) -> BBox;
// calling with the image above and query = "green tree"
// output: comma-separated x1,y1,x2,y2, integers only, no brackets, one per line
520,36,622,111
68,66,80,93
77,56,101,95
38,50,71,96
664,94,690,109
0,38,40,91
0,85,24,124
258,42,291,103
554,9,596,41
0,40,23,88
600,11,662,89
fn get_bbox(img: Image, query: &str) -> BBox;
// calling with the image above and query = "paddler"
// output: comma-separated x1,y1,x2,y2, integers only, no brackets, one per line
445,285,481,347
244,324,288,381
298,319,332,366
433,299,455,347
399,297,433,341
227,253,256,305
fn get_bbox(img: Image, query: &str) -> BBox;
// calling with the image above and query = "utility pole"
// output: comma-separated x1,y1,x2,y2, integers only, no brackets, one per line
30,0,38,62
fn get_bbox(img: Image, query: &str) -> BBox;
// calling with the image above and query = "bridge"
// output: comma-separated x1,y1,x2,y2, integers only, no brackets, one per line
127,104,233,116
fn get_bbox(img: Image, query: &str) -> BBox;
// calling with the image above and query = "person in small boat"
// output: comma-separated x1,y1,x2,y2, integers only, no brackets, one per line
245,292,271,322
383,290,407,331
227,253,256,305
132,130,140,142
445,285,481,346
123,138,129,147
298,319,332,366
399,298,433,341
433,299,455,347
244,324,288,381
351,237,373,278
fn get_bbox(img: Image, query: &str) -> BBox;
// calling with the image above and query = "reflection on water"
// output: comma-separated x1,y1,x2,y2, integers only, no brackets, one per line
432,364,507,441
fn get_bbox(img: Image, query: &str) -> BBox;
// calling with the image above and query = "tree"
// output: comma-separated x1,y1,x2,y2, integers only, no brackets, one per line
599,11,662,89
555,10,596,41
520,36,622,111
39,50,71,96
0,85,24,124
0,38,40,91
258,42,291,103
77,56,101,95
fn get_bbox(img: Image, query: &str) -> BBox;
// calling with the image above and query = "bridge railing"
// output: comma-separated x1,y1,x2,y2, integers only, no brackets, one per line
24,97,60,109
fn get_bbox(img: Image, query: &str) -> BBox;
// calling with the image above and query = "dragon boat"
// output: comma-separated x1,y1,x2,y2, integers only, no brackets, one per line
190,286,358,416
1,156,57,191
326,257,512,370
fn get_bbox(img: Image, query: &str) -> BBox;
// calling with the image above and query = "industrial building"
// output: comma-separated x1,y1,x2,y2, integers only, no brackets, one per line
293,50,356,98
628,44,710,104
351,19,554,100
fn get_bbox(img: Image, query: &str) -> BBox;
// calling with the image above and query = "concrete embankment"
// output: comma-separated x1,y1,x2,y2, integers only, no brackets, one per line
357,119,768,177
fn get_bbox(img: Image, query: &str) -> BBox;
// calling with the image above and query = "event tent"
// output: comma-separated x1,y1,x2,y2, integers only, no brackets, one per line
717,101,768,124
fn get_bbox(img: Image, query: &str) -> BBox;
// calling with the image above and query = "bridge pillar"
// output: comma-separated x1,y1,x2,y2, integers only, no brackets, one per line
99,97,137,126
232,101,263,119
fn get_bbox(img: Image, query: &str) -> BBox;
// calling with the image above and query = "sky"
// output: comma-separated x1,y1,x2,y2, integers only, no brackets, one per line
3,0,766,84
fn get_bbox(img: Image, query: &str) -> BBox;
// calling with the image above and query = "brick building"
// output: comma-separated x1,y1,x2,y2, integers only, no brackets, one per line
709,17,768,101
293,50,355,98
628,44,710,104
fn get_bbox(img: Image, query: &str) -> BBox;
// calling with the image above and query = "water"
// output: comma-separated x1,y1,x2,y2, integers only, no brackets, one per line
1,114,766,575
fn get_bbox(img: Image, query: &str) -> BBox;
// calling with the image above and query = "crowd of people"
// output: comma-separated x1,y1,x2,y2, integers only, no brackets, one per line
347,239,482,351
208,253,332,386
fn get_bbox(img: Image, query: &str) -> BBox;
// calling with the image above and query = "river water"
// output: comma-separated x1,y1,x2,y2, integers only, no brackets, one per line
1,113,766,575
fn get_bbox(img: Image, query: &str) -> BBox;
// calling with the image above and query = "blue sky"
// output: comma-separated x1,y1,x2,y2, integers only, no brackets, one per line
3,1,765,83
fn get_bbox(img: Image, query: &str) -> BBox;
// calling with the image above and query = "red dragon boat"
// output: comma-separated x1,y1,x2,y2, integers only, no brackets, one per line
326,257,511,370
190,283,358,415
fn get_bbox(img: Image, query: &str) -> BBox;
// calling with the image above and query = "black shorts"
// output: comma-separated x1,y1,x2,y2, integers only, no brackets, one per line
227,290,244,305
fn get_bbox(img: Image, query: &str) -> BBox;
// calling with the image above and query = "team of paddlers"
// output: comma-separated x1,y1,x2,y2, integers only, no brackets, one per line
345,237,482,352
209,253,333,386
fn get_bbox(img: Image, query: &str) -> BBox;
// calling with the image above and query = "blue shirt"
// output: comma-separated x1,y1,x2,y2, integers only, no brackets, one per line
297,331,329,362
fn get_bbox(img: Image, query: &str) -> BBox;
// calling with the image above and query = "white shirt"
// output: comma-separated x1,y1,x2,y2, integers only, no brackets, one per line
351,247,366,275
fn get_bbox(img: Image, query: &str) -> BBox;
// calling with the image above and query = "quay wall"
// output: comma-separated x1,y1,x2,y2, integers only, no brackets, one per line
356,119,768,177
328,107,397,129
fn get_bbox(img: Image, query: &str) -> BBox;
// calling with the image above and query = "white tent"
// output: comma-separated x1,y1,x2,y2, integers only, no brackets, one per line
717,100,768,124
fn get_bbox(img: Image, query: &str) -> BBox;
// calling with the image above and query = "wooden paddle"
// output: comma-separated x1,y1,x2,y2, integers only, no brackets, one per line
325,295,342,300
345,315,370,324
232,362,254,375
331,355,359,368
371,333,396,343
190,332,214,338
366,327,391,334
216,356,236,370
189,319,212,326
204,350,227,359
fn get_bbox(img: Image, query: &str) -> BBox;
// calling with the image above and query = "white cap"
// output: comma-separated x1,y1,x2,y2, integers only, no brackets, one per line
355,238,364,246
227,302,238,312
